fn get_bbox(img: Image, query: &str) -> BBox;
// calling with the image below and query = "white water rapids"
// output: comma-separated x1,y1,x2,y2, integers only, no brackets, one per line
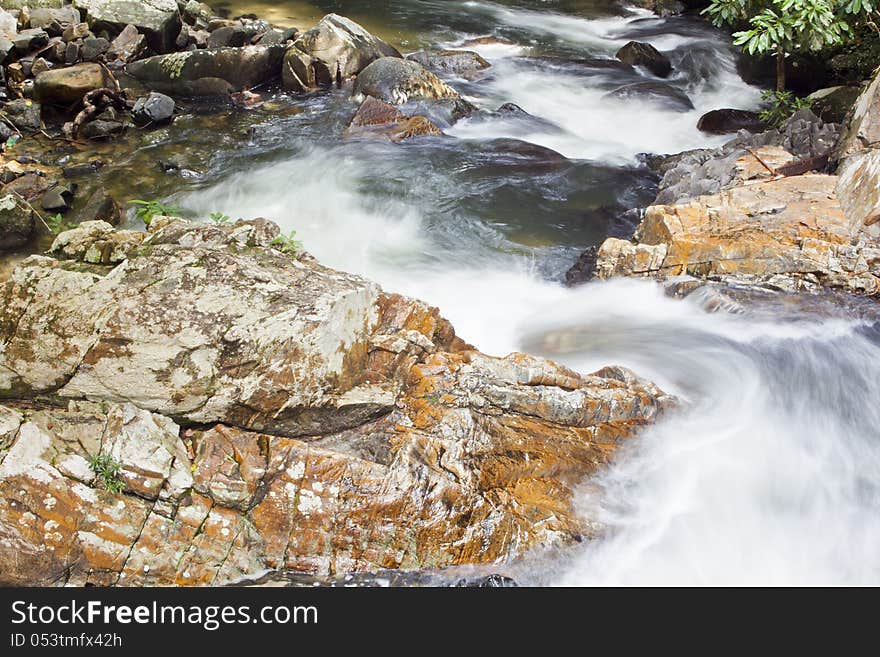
181,1,880,585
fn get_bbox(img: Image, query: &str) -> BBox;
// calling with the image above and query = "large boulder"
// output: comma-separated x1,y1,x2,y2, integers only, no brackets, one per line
0,217,675,585
353,57,461,105
615,41,672,78
33,62,113,105
808,85,860,124
72,0,181,53
282,14,401,92
0,192,35,251
593,159,880,295
126,45,285,97
697,108,764,135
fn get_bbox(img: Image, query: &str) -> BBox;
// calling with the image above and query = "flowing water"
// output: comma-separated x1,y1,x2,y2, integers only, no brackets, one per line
25,0,880,584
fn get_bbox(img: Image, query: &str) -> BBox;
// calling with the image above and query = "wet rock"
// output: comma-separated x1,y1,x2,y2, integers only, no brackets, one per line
697,108,764,135
106,23,146,64
72,0,181,54
2,172,52,201
33,62,112,105
0,192,35,251
78,117,125,139
594,169,880,295
2,98,41,132
132,91,174,124
0,217,674,584
353,57,461,105
615,41,672,78
72,186,121,225
346,95,442,142
605,81,693,111
127,44,285,97
182,0,213,28
564,245,599,286
282,13,401,92
13,27,49,54
406,49,490,78
64,40,80,63
40,182,74,211
206,23,260,48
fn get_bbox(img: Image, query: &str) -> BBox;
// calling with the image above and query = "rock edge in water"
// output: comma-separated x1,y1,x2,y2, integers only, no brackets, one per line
0,216,676,585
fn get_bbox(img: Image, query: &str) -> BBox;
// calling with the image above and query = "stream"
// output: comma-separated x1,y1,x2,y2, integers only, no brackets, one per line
23,0,880,584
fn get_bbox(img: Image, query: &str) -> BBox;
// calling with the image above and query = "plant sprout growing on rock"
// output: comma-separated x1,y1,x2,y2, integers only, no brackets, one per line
87,452,126,494
129,199,183,226
271,229,303,256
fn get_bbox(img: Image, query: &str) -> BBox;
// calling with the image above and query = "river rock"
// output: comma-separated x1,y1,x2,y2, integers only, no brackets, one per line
72,0,181,54
13,27,49,53
28,6,81,36
0,217,675,585
697,108,764,135
346,95,442,142
127,45,285,97
353,57,460,105
615,41,672,78
106,23,146,64
2,98,41,132
33,62,112,105
406,49,490,78
605,81,693,111
808,85,860,124
132,91,174,124
0,192,34,251
72,186,122,225
593,165,880,295
282,14,401,92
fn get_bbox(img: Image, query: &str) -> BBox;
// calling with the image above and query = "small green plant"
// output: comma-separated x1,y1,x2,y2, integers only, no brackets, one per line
271,229,303,256
87,452,126,494
129,199,182,226
209,211,232,225
759,89,813,127
46,213,75,235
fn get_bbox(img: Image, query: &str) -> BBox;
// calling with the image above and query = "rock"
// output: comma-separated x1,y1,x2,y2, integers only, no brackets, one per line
29,6,80,36
353,57,460,105
72,0,181,53
2,98,41,132
131,91,173,124
0,8,17,36
127,45,285,97
654,109,839,206
808,85,860,124
697,108,764,135
79,117,125,139
64,40,80,63
406,50,490,78
345,95,442,142
0,218,674,584
0,192,35,251
49,219,142,263
182,0,212,28
80,35,108,60
61,20,89,42
30,56,51,75
653,0,686,16
593,169,880,295
40,183,74,211
71,186,121,225
106,23,146,64
206,23,260,49
13,27,49,54
282,13,401,92
564,245,599,286
2,172,52,201
0,0,63,8
33,62,112,105
615,41,672,78
605,81,693,111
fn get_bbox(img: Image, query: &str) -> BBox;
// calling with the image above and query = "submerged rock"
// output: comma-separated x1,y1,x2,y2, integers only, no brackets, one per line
605,81,693,111
346,95,442,142
0,192,35,251
127,45,285,97
282,14,400,92
0,217,674,585
615,40,672,78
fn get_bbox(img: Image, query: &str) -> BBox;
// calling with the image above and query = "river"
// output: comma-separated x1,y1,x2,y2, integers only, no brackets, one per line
103,1,880,584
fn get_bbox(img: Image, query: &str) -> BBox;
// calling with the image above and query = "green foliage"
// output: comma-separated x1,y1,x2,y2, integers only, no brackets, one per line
759,89,813,125
271,229,303,256
129,199,182,226
46,213,75,235
209,211,232,225
703,0,877,87
87,452,126,494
